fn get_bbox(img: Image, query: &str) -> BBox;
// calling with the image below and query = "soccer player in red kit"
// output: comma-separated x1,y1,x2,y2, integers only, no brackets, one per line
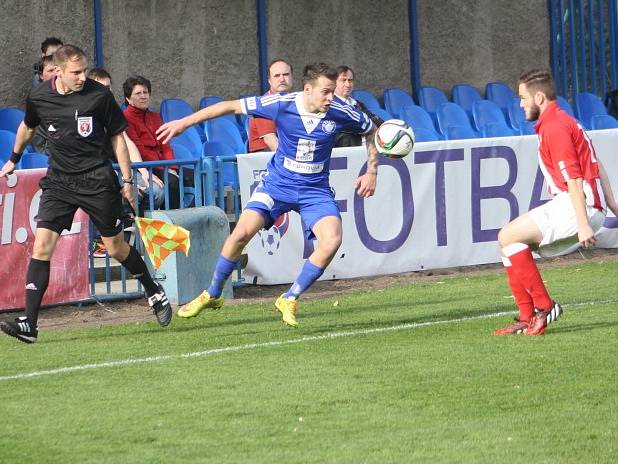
495,69,618,336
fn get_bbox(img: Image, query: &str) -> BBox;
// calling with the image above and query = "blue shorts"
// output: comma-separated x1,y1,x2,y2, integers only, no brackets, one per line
245,178,340,240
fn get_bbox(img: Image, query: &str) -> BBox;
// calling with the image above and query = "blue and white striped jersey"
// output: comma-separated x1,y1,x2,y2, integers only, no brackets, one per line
240,92,372,186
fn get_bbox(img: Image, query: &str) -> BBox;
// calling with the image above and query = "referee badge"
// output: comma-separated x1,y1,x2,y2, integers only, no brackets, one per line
77,116,93,137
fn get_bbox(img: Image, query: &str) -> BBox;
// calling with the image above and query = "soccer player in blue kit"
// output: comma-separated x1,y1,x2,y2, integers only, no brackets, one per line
157,63,379,327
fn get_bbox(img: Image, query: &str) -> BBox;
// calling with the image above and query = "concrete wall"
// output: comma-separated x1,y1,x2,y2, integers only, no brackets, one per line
0,0,93,108
0,0,549,110
266,0,411,94
417,0,550,97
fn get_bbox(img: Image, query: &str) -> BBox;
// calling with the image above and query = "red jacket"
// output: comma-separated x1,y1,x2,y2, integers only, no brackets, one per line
123,105,175,163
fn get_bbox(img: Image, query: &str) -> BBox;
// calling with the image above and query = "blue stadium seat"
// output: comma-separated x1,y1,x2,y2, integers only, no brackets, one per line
19,152,48,169
590,114,618,129
160,98,194,122
198,95,224,108
416,86,448,127
0,107,25,133
410,126,441,142
444,125,478,140
451,84,482,127
161,98,206,141
204,117,247,153
351,89,382,111
171,126,203,158
556,96,575,117
399,105,442,141
198,95,246,140
472,100,516,137
202,141,238,187
436,102,479,138
485,82,515,119
575,92,608,129
506,98,535,135
382,88,415,119
0,129,16,162
370,108,393,122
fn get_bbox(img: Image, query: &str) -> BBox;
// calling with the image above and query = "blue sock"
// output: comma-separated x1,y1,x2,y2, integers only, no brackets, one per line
207,255,238,298
284,260,324,299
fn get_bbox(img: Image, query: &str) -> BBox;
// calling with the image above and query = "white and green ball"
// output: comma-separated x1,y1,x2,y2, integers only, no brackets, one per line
374,119,415,158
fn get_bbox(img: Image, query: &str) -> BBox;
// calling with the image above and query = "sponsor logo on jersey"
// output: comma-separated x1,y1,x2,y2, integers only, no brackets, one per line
47,124,57,132
77,116,93,137
321,119,336,134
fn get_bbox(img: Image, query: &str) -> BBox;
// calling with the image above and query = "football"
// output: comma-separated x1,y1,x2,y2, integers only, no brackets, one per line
374,119,415,158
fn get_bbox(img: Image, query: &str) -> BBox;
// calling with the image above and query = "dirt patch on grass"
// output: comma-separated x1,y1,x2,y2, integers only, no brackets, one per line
2,248,617,331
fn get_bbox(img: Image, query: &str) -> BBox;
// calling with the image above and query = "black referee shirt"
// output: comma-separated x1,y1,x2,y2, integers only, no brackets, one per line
24,78,128,174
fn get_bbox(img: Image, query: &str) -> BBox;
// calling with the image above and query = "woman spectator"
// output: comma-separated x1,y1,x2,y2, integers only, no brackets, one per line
123,75,185,209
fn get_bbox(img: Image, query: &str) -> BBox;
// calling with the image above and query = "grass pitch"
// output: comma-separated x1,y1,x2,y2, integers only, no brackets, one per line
1,260,616,463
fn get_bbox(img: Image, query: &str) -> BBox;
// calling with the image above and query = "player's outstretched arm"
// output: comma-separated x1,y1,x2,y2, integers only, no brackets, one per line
597,159,618,216
0,122,35,178
156,100,242,144
354,126,379,198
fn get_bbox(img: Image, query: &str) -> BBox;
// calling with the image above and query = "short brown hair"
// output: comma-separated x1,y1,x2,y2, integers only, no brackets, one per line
37,55,55,74
87,67,112,82
53,44,87,69
518,69,557,101
336,65,354,78
302,63,338,87
123,75,152,100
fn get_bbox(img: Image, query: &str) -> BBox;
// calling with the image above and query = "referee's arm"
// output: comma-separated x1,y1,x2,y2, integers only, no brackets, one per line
0,122,36,177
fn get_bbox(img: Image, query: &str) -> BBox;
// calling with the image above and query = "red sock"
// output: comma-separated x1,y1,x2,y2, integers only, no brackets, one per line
502,243,552,311
502,256,534,322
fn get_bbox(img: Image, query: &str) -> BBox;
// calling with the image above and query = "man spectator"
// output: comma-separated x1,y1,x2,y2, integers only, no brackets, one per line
32,37,63,86
248,59,293,152
30,55,58,153
334,65,384,147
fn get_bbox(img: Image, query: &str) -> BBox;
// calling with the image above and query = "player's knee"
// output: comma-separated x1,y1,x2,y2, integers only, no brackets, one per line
497,227,512,248
229,226,256,248
320,233,342,255
106,239,130,261
32,241,54,260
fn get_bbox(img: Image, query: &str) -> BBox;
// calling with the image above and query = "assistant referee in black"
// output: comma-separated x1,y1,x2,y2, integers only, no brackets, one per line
0,45,172,343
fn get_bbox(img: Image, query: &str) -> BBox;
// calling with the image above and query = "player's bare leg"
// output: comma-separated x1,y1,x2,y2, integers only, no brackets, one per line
178,209,265,318
276,216,342,327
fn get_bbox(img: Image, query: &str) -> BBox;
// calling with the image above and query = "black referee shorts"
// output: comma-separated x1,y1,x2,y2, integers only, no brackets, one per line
36,165,124,237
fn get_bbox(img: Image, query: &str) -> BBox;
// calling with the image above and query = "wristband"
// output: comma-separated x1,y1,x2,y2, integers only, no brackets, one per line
122,175,134,185
9,151,22,164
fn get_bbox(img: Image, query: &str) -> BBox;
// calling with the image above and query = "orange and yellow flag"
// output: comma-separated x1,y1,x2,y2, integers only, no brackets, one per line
134,217,191,269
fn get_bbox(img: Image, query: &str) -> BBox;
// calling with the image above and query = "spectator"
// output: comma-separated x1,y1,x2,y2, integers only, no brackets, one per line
30,56,58,154
248,59,293,152
87,68,164,210
122,75,185,209
37,55,57,82
32,37,63,86
334,65,362,147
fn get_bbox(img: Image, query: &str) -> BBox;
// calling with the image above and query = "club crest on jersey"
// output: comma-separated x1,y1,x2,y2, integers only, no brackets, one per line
77,116,93,137
321,119,336,134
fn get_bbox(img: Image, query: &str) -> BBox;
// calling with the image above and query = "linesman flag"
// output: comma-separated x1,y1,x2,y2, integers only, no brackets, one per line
134,217,191,269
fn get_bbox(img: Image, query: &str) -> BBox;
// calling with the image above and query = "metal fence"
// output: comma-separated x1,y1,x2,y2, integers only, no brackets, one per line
549,0,618,102
89,155,241,302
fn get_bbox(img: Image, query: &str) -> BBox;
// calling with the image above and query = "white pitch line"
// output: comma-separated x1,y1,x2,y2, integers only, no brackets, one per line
0,298,615,382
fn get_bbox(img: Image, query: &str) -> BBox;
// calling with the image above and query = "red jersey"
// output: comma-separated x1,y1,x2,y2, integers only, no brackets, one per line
248,90,277,152
535,101,604,210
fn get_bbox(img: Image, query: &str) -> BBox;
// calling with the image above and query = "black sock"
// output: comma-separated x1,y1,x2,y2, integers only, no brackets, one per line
120,246,159,296
24,258,50,326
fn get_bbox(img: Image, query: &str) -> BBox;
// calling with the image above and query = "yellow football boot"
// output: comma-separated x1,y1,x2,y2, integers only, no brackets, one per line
177,291,224,318
275,294,299,327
